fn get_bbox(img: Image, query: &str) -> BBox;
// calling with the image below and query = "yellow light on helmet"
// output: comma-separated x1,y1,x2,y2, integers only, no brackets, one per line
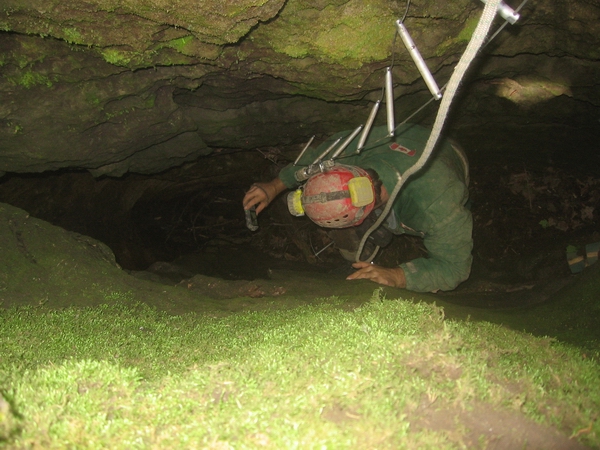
286,189,305,216
348,176,374,207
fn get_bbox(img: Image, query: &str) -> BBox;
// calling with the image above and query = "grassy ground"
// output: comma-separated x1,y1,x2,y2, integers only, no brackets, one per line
1,289,599,449
1,202,599,448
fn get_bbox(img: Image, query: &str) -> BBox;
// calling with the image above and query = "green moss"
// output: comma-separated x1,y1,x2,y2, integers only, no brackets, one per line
85,92,102,107
221,0,271,18
435,16,479,56
252,0,395,68
8,70,53,89
456,15,479,42
5,122,24,135
99,44,198,69
143,94,156,109
1,298,599,448
164,35,195,55
312,7,392,66
100,48,132,66
63,27,83,44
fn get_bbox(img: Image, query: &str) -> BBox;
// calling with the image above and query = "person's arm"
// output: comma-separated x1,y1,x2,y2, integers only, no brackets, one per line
244,133,353,214
243,134,346,215
400,205,473,292
346,206,471,292
242,177,287,214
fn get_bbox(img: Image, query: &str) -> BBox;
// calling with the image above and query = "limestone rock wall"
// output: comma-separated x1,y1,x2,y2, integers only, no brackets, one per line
0,0,598,176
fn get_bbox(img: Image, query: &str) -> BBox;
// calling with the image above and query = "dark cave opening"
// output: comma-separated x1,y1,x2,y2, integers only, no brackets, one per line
0,0,597,312
0,128,598,307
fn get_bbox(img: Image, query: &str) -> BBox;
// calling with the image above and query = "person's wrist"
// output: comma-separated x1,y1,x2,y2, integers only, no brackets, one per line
394,268,406,288
265,183,277,202
269,178,286,199
251,183,272,203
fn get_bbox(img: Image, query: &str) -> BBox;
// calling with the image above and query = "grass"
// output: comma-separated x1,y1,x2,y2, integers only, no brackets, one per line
1,289,599,448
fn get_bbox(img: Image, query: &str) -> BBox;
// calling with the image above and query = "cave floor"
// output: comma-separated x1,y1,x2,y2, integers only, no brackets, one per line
125,153,600,353
126,244,598,350
1,144,598,351
2,165,599,449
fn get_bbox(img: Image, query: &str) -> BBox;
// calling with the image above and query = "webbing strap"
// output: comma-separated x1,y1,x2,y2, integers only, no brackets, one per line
302,190,350,204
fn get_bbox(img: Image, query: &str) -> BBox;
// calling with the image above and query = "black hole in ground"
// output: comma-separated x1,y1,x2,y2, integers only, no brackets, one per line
0,150,598,307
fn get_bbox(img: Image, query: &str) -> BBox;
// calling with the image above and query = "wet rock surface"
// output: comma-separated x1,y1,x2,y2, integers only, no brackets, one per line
0,1,598,176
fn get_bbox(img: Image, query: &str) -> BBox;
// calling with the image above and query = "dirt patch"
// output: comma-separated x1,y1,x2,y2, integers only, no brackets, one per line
410,400,590,450
0,202,376,314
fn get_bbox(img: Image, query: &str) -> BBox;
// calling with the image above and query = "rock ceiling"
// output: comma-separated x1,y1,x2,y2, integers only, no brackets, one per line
0,0,599,177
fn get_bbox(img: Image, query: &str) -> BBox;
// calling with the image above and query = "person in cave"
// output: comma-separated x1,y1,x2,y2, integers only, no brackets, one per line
243,123,472,293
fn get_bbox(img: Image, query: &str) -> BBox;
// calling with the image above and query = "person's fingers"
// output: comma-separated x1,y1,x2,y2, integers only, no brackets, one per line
346,264,399,287
244,179,285,213
349,268,388,286
251,184,272,204
242,192,252,209
346,270,364,281
242,195,255,210
346,263,374,280
254,199,267,215
243,186,267,210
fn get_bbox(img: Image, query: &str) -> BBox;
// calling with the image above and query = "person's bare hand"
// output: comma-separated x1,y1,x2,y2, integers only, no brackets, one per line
242,178,286,214
346,261,406,288
243,183,270,214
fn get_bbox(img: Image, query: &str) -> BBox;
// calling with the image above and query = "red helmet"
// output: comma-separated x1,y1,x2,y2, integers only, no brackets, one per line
288,164,376,228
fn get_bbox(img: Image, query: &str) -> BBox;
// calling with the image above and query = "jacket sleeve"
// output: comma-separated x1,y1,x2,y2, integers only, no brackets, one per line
400,203,473,292
382,135,473,293
278,133,350,189
278,162,303,190
397,160,473,293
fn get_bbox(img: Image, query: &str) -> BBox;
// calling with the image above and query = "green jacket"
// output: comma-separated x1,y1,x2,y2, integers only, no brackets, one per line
279,124,472,293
